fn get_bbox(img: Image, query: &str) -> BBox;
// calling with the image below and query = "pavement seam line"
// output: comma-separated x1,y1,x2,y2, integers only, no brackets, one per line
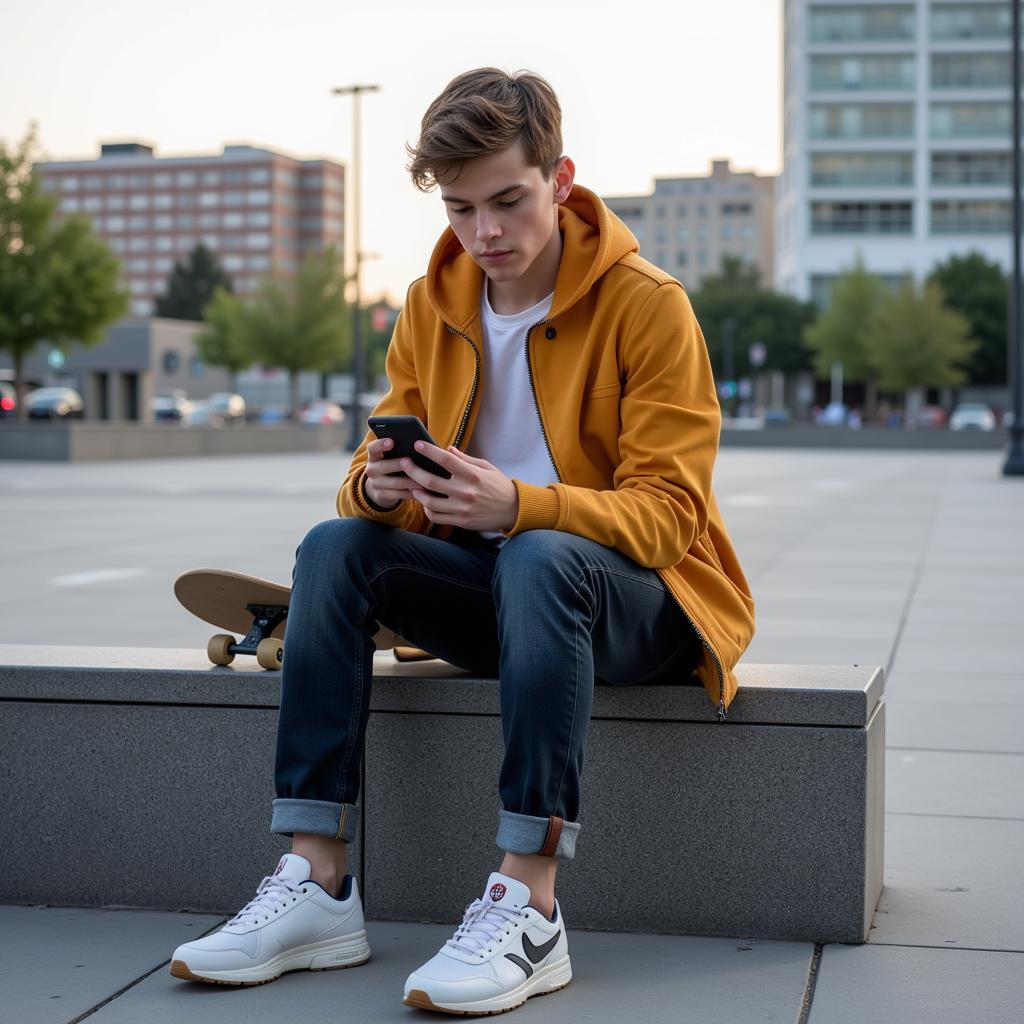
65,916,227,1024
796,942,824,1024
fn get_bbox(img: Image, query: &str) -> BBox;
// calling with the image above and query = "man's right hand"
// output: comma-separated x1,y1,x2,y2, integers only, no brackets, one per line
363,437,419,510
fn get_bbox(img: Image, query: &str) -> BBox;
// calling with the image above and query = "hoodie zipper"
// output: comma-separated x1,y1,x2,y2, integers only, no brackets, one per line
447,319,729,722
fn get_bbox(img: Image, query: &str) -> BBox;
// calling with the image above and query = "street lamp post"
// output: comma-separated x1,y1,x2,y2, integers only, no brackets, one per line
1004,2,1024,474
331,82,381,451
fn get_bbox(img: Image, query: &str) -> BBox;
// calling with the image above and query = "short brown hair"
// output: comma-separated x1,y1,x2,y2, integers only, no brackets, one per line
406,68,563,193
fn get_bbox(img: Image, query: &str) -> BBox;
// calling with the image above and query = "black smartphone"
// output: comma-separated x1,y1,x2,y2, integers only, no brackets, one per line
367,415,452,499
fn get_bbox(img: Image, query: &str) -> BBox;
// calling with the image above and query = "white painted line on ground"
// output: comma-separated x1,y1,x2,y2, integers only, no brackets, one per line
51,568,148,587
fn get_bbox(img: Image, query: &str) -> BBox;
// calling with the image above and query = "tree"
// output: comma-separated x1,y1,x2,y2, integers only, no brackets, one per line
154,244,233,321
927,251,1007,387
803,256,893,417
202,248,351,413
862,280,976,416
690,256,816,379
194,285,252,392
0,124,127,420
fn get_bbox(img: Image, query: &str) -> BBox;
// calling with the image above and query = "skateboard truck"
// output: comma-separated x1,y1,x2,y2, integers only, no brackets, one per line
207,602,288,670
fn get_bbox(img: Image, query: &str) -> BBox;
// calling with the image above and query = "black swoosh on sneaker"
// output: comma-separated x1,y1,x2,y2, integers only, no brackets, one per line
504,953,533,978
522,930,561,964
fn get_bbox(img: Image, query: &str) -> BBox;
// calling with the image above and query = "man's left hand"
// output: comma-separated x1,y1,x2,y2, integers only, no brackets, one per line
400,442,519,531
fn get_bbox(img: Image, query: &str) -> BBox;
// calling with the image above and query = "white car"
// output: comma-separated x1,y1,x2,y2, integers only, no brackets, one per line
949,402,996,431
208,392,247,423
299,400,346,425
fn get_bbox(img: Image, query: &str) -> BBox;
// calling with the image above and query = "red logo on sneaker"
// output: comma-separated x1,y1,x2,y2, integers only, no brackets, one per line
489,883,507,902
274,858,286,876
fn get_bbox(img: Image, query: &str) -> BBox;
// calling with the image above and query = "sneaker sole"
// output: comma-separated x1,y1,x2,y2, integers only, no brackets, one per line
403,955,572,1015
169,931,371,986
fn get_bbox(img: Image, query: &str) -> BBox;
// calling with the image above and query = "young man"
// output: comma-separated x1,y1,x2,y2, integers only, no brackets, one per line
170,67,755,1014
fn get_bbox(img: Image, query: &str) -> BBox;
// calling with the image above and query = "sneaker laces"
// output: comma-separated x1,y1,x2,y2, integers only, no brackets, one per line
226,873,304,928
445,895,524,956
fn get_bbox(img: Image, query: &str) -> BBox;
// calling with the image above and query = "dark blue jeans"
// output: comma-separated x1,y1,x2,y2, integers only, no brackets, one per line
272,518,702,860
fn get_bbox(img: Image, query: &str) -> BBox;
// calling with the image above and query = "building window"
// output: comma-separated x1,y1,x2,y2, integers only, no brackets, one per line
222,255,245,271
40,177,58,192
130,279,150,295
202,171,220,186
676,225,689,242
82,176,102,191
810,200,913,234
248,168,271,184
128,215,149,230
82,196,103,212
930,101,1011,138
153,257,174,273
153,194,174,210
248,254,271,271
129,237,148,252
720,202,753,215
810,152,914,186
931,3,1011,41
931,52,1010,89
809,54,915,91
247,189,271,205
697,203,708,217
246,210,271,228
675,204,687,218
107,175,127,189
722,224,734,241
105,195,125,210
128,258,150,273
809,5,914,42
105,216,125,232
131,299,151,316
931,199,1011,233
155,237,173,252
201,234,220,248
697,250,709,267
153,173,172,188
154,214,173,230
224,170,245,184
199,213,219,228
176,213,196,229
129,195,150,210
199,192,219,208
931,151,1011,185
739,225,753,240
698,224,709,241
59,197,81,212
60,177,79,191
108,238,126,254
246,233,271,249
810,103,914,139
676,251,687,267
223,211,245,229
224,191,244,206
176,172,196,187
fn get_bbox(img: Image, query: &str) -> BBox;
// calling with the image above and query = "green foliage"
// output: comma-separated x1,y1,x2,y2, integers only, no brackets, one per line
0,124,128,418
863,280,976,391
196,247,351,410
690,256,816,376
154,244,233,321
803,256,890,380
926,251,1008,386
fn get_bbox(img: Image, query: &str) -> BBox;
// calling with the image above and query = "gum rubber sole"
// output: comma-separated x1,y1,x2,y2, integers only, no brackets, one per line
169,954,371,986
403,979,570,1016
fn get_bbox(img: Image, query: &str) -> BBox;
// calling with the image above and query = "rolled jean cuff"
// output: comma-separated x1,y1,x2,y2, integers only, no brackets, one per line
496,810,581,861
271,798,359,842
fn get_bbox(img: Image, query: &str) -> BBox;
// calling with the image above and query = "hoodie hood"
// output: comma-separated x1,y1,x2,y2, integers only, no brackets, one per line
425,183,639,329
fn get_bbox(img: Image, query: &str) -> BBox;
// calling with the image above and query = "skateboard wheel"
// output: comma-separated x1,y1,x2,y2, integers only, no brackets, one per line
257,638,284,670
208,634,236,666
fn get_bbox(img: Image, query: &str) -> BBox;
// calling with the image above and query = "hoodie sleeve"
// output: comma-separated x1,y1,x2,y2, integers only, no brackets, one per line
501,282,720,569
336,303,430,533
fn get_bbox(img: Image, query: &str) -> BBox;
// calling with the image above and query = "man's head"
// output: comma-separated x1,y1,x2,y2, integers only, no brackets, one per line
406,68,575,289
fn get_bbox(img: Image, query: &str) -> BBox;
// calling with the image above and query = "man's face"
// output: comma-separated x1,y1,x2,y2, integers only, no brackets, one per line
439,138,574,284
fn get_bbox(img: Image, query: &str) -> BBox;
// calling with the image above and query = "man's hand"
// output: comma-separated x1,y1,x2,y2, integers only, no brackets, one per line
399,442,519,531
363,437,419,510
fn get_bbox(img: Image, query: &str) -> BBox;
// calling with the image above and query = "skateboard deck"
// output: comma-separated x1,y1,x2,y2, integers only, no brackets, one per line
174,568,436,669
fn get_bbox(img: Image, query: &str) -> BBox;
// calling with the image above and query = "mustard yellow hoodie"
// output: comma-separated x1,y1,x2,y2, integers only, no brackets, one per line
338,184,755,718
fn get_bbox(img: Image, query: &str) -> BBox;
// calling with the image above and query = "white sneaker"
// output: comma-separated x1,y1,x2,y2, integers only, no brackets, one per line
169,853,370,986
404,871,572,1015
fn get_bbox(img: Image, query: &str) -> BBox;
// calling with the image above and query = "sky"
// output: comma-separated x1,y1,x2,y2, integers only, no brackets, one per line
1,0,783,307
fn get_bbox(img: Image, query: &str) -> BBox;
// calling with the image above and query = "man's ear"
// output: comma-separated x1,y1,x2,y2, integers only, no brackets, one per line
553,155,575,203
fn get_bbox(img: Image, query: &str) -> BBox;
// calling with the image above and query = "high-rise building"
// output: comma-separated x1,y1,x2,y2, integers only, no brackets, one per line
35,141,345,316
777,1,1014,307
603,159,776,291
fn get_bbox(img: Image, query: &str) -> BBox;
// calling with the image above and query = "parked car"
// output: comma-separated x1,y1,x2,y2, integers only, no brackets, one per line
912,405,947,429
150,392,195,423
0,381,16,417
187,400,225,427
949,402,996,431
208,392,246,423
258,403,291,425
26,386,85,419
816,401,849,426
762,407,792,426
298,400,346,425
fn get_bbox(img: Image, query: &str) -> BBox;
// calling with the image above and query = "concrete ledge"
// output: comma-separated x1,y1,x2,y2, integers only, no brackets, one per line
0,645,885,943
0,422,346,461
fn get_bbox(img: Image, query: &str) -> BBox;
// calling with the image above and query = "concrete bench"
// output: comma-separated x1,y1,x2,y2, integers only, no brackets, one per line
0,645,884,943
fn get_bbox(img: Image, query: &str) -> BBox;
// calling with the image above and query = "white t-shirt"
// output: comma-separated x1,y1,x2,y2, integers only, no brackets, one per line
467,279,559,546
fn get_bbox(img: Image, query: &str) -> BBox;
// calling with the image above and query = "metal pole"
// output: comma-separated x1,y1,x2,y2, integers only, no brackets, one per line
1004,1,1024,474
331,83,380,450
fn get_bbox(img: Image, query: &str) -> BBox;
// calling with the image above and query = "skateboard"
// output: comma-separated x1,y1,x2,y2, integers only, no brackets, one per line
174,568,436,670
